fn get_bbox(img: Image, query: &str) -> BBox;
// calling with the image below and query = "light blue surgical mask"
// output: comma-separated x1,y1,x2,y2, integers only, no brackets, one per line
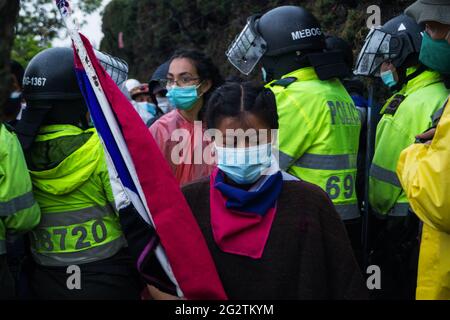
167,84,202,110
156,96,171,113
136,101,157,116
419,32,450,75
261,67,268,83
215,143,272,184
380,69,397,88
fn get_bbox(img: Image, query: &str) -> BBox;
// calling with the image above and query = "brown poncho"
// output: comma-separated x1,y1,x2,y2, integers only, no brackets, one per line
182,177,369,300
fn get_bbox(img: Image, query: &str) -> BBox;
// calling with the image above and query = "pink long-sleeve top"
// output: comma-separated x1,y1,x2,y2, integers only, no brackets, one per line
150,110,215,186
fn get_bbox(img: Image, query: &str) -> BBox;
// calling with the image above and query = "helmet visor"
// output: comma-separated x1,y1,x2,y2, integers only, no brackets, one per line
95,50,129,87
354,28,395,77
226,15,267,75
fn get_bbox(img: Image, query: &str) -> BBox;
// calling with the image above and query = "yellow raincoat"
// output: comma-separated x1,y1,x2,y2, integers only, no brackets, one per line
397,96,450,300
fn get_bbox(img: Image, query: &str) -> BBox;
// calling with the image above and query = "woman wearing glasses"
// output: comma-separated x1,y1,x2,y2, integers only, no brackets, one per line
150,49,223,186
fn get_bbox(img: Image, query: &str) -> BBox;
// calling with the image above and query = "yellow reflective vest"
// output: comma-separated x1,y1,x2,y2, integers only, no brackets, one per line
28,125,126,266
267,67,361,220
397,95,450,300
370,68,449,216
0,123,41,254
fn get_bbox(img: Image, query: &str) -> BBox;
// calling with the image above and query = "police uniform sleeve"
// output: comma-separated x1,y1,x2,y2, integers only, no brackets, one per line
369,118,410,214
397,97,450,232
0,124,41,236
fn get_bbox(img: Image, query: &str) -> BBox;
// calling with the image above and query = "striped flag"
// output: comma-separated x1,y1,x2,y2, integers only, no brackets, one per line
55,0,226,300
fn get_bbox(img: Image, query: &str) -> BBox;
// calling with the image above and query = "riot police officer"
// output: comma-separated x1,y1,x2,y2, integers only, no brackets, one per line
354,14,450,299
226,5,362,260
16,47,142,299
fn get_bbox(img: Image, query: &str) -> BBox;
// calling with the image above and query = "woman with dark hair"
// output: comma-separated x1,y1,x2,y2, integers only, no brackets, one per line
172,82,368,299
149,49,223,186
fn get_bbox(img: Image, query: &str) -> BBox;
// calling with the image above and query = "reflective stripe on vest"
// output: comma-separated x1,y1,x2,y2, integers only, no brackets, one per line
388,202,410,217
32,236,126,267
278,151,295,170
370,164,401,187
294,153,357,170
38,204,114,228
334,203,360,220
0,192,36,216
31,204,125,266
0,240,5,255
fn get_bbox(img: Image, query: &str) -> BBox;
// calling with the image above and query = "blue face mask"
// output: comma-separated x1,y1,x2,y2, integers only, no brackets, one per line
261,67,268,83
380,69,397,88
215,143,272,185
156,97,171,114
136,101,157,116
419,32,450,75
167,84,201,110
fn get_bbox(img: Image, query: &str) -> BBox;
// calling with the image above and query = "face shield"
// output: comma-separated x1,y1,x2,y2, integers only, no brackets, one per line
226,15,267,75
354,28,399,77
95,50,129,87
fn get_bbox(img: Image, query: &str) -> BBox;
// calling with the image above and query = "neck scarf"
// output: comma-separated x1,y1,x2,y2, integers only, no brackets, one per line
209,166,283,259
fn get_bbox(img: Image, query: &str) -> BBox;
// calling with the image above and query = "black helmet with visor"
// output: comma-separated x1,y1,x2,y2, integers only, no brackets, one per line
354,14,424,77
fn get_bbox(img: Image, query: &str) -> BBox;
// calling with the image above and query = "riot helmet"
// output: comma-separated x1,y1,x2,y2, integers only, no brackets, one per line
17,47,128,150
226,6,325,76
354,14,424,77
226,6,351,81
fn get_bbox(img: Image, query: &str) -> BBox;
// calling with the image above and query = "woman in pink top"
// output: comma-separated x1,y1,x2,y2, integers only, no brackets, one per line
150,49,223,186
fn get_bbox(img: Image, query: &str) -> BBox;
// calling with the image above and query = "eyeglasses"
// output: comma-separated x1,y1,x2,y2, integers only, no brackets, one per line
160,76,201,88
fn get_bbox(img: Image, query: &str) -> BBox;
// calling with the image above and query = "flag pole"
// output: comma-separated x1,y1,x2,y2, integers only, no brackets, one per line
54,0,183,297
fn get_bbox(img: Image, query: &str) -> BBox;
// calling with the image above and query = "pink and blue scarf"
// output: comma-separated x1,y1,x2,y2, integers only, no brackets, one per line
209,167,283,259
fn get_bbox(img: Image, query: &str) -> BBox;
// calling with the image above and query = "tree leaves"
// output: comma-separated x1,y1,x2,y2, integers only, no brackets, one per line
0,0,20,116
99,0,418,83
12,0,103,67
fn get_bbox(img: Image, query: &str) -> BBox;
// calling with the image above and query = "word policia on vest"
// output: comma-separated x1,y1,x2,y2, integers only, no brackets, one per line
327,100,361,126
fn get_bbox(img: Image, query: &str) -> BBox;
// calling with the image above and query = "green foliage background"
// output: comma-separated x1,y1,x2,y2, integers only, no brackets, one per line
99,0,416,81
11,0,102,68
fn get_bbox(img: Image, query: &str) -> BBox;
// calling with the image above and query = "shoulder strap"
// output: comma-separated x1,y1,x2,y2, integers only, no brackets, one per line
383,94,406,116
270,77,297,89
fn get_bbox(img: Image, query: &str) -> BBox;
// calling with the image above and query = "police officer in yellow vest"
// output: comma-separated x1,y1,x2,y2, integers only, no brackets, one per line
226,6,362,259
15,47,142,299
354,14,450,299
1,91,41,299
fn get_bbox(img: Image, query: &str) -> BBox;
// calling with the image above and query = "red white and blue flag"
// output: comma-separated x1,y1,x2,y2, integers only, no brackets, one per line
55,0,226,300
